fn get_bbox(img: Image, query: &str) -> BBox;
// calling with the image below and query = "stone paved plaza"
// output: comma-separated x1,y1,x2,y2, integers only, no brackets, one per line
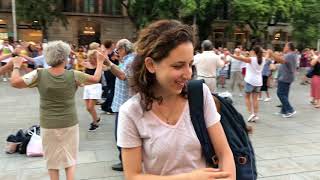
0,73,319,180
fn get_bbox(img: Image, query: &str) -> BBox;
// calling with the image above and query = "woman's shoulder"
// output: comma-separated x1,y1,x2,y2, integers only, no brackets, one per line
119,93,143,117
202,83,212,99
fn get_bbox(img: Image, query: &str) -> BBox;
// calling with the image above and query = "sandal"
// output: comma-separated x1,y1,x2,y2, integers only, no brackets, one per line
314,105,320,108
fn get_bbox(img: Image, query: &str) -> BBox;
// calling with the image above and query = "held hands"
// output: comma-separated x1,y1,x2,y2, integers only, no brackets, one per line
95,49,111,65
187,168,231,180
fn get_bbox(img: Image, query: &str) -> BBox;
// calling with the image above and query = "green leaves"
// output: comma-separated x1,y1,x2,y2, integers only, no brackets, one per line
122,0,219,41
15,0,68,40
291,0,320,49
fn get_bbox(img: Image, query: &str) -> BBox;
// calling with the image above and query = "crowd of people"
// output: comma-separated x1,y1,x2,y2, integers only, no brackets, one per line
0,19,320,180
194,40,320,119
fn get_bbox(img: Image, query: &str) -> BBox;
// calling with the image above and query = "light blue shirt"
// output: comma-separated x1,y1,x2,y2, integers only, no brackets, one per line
111,53,135,112
34,55,50,69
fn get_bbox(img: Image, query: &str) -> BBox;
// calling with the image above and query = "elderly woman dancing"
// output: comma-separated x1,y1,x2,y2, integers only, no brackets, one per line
10,41,105,180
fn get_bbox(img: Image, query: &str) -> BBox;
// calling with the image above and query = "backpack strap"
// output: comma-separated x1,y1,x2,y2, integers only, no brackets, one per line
187,80,217,167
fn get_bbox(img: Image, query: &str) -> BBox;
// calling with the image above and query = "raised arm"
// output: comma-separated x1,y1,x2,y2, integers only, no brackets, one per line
229,54,251,63
19,54,35,63
84,51,104,84
10,57,28,88
97,51,126,80
268,50,286,64
310,56,320,66
0,53,12,61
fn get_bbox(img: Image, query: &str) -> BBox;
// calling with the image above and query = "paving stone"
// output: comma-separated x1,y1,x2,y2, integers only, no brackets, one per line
257,158,306,177
291,155,320,172
0,170,17,180
19,168,49,180
4,156,46,171
256,143,320,160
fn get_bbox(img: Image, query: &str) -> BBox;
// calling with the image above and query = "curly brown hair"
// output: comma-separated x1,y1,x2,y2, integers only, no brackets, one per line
131,19,194,111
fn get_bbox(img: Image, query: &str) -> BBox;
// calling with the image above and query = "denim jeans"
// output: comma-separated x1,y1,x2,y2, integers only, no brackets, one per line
277,81,294,114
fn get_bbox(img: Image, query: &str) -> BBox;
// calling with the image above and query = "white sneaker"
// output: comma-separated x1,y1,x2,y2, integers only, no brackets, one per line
282,111,297,118
239,93,243,97
258,97,263,101
264,97,272,102
251,116,259,122
2,78,7,82
247,114,256,122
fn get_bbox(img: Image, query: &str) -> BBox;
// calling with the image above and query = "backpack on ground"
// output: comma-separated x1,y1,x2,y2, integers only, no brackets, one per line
187,80,257,180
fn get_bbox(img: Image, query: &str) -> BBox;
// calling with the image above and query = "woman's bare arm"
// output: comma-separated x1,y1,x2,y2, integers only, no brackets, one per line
229,54,251,63
208,122,236,180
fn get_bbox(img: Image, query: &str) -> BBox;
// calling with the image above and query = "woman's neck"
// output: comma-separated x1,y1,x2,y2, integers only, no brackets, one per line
48,65,66,76
153,86,180,104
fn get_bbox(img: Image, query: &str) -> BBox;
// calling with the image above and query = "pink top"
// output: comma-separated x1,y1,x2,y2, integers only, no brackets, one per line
117,84,221,175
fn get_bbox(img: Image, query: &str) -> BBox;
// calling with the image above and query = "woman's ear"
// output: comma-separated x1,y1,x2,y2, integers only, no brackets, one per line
145,57,156,73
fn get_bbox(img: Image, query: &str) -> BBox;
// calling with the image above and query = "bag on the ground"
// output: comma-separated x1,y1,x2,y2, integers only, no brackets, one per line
5,141,20,154
17,125,40,154
187,80,257,180
5,129,26,154
26,127,43,157
5,134,21,154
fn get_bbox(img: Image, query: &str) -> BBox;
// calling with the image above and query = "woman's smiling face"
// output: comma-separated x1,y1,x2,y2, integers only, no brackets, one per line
149,42,194,96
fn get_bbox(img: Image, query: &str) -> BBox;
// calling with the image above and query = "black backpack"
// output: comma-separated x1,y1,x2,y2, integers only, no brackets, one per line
187,80,257,180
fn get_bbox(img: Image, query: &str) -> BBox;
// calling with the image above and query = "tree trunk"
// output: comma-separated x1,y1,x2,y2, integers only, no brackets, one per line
41,20,48,42
121,0,140,30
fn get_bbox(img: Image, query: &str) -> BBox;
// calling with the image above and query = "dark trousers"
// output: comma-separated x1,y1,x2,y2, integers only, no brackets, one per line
101,86,115,112
102,71,116,112
115,113,122,162
277,81,294,114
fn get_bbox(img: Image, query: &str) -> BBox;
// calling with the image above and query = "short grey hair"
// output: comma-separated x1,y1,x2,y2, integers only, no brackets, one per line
116,39,133,54
44,41,71,67
201,40,213,51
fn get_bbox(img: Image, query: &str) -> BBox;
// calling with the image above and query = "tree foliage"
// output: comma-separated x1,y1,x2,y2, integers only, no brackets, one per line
121,0,221,42
16,0,68,41
121,0,311,47
230,0,302,47
291,0,320,49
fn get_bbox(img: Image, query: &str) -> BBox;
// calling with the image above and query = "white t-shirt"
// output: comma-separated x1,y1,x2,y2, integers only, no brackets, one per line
117,84,221,175
230,56,244,72
244,57,265,86
193,51,224,78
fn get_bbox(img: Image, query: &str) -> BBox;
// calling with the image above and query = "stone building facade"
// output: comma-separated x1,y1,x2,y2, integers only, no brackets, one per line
0,0,136,45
